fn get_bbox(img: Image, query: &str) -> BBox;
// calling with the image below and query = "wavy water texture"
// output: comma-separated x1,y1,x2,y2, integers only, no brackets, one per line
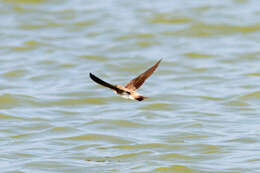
0,0,260,173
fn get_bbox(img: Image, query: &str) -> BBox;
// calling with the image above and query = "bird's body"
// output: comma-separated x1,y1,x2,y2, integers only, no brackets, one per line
89,59,161,101
115,85,146,101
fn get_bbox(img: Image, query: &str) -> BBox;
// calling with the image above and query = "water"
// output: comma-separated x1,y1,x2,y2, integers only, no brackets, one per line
1,0,260,172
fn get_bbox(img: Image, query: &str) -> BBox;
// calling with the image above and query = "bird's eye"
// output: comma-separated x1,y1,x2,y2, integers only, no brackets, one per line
127,91,131,94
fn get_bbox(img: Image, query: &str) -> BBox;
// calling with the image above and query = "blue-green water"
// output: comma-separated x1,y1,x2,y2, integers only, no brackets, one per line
1,0,260,172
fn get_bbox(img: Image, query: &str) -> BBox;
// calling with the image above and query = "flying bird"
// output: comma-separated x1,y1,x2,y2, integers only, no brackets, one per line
89,59,162,101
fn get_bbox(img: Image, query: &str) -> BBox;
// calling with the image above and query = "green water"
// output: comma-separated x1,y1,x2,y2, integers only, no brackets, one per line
0,0,260,172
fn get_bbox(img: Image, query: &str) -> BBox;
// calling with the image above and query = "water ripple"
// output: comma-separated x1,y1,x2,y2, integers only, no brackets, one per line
1,0,260,172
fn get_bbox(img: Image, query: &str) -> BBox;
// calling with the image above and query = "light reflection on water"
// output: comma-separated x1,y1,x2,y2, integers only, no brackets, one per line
0,0,260,172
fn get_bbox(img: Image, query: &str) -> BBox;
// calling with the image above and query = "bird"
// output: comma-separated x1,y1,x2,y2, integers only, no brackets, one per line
89,59,162,101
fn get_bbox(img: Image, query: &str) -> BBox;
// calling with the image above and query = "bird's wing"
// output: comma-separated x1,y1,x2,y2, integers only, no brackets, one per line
89,73,124,93
125,59,162,91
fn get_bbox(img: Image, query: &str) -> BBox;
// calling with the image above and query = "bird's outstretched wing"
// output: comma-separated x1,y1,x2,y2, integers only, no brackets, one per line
89,73,124,93
125,59,162,91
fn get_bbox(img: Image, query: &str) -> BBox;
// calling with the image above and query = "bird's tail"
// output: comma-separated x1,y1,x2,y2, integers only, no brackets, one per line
136,96,148,101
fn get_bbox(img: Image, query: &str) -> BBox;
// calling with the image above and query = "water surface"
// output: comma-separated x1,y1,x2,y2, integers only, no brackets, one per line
1,0,260,172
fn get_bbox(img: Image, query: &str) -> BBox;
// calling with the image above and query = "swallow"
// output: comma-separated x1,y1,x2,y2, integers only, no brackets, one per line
89,59,162,101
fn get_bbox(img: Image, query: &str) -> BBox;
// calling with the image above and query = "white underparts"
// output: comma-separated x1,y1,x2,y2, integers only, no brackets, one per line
120,92,135,100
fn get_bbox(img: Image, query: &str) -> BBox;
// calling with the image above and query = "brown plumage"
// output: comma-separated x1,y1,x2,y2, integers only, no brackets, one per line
89,59,162,101
125,59,162,91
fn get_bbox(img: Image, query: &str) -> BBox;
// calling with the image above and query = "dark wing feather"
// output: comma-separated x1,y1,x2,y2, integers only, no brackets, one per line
125,59,162,91
89,73,123,93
